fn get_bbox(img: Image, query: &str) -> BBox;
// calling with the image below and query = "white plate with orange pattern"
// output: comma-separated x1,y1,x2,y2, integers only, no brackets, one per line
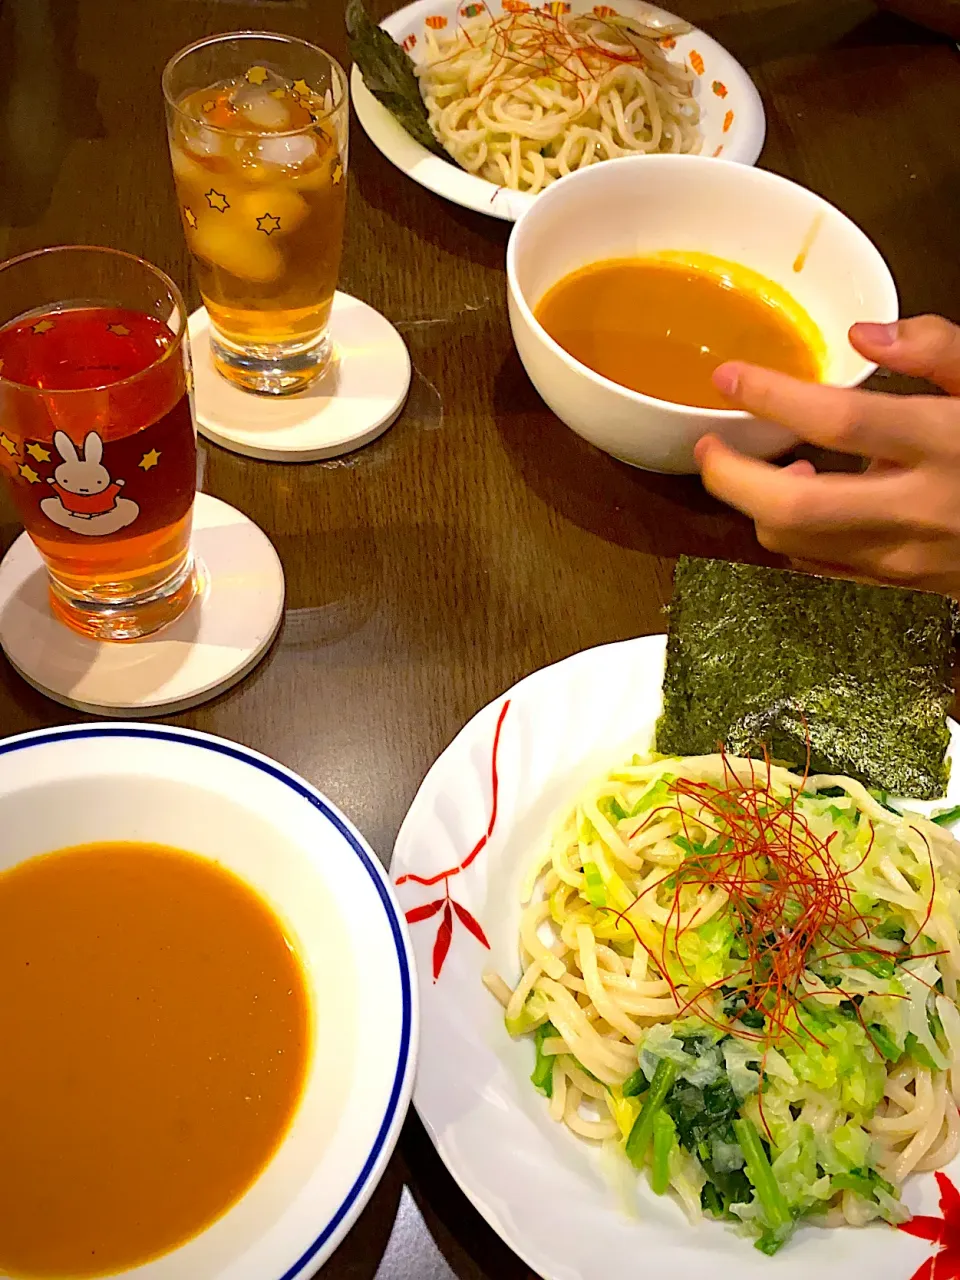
392,634,959,1279
351,0,766,222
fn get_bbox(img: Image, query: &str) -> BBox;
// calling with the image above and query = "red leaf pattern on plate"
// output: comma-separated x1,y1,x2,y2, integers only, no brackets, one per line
397,701,509,979
453,901,490,948
901,1173,960,1277
904,1217,953,1243
433,902,453,980
907,1262,937,1280
406,899,445,924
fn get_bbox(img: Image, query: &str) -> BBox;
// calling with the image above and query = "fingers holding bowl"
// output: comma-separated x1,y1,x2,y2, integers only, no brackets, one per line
710,362,952,465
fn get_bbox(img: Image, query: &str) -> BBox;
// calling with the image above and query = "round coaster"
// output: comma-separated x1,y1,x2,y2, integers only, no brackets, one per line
188,292,412,462
0,493,284,717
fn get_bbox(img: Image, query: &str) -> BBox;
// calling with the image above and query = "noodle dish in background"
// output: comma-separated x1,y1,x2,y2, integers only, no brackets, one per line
394,560,960,1280
348,0,765,220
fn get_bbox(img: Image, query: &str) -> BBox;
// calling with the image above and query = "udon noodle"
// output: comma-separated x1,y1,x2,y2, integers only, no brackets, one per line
486,750,960,1249
418,8,701,193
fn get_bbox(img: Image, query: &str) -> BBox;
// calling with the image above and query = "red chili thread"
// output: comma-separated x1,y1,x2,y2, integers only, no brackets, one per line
428,7,654,109
609,744,936,1056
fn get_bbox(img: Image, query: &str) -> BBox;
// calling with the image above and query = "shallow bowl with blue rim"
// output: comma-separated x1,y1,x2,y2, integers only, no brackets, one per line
0,722,417,1280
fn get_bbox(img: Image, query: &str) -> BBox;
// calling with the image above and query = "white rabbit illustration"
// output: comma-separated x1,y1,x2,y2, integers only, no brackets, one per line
47,432,124,517
40,431,139,537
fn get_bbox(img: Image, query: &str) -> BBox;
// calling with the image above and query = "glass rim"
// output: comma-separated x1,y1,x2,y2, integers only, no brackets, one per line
0,245,188,397
162,30,348,139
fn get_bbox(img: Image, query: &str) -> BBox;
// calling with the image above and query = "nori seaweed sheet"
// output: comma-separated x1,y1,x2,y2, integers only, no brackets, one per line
655,557,954,799
345,0,447,157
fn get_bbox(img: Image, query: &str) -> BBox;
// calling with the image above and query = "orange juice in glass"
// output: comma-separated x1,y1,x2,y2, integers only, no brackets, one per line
0,246,197,641
163,32,349,396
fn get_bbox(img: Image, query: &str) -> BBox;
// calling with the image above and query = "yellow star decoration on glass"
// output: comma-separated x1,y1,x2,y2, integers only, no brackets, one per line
269,87,287,100
32,319,55,335
292,78,312,97
0,434,18,456
139,449,161,472
256,212,282,236
184,207,198,229
246,66,268,85
333,159,344,185
205,189,230,213
107,323,131,337
185,368,194,393
18,463,41,485
25,443,51,463
202,99,216,113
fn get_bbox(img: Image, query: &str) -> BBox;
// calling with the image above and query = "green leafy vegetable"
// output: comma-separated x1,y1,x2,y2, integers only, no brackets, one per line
875,918,906,941
655,556,954,799
867,1023,901,1062
651,1110,677,1194
664,1074,741,1153
905,1031,939,1072
597,795,627,824
629,776,672,816
733,1117,796,1255
582,860,606,907
868,787,900,813
848,951,896,979
345,0,446,155
530,1022,556,1097
626,1059,677,1168
933,804,960,827
832,1167,895,1200
621,1066,647,1098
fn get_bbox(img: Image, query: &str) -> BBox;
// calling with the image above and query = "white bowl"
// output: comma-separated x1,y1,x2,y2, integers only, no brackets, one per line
0,723,417,1280
506,154,899,474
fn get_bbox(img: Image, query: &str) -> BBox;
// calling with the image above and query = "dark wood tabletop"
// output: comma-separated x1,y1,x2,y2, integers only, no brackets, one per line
1,0,959,1274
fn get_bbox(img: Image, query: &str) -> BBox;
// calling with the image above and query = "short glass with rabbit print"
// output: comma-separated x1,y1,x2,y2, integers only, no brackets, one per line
0,246,198,641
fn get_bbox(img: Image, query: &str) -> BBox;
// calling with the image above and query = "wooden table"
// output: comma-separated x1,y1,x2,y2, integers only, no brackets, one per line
1,0,958,1273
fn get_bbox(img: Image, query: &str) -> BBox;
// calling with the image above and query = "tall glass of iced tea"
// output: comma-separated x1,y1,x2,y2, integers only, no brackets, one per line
163,32,349,396
0,246,197,641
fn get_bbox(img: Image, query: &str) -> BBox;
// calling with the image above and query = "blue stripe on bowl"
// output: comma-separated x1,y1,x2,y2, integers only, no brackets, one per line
0,723,414,1280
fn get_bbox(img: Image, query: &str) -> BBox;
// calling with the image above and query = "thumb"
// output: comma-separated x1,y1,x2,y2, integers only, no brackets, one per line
850,315,960,395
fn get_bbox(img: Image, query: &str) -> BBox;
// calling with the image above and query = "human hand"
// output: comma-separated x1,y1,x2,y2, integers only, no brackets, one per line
695,315,960,597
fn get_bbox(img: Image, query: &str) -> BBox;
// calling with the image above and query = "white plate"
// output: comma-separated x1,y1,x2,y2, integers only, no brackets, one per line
352,0,766,222
392,634,958,1280
0,723,417,1280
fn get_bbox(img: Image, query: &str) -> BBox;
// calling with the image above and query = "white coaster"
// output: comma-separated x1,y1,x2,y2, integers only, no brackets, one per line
0,493,284,717
188,292,412,461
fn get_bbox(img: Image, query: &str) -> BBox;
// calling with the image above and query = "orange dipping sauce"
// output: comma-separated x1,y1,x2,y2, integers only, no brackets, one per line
0,843,310,1278
534,254,823,410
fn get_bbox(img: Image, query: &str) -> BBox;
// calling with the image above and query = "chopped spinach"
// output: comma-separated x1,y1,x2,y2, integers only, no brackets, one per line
665,1075,741,1153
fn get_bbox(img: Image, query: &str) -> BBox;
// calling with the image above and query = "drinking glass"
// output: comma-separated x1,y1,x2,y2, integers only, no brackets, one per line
163,32,350,396
0,246,198,641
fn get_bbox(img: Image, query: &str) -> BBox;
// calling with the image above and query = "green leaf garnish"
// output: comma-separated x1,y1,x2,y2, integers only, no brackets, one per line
345,0,446,156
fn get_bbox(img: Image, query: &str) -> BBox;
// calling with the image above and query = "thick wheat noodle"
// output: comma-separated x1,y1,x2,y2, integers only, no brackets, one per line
418,11,701,194
490,749,960,1232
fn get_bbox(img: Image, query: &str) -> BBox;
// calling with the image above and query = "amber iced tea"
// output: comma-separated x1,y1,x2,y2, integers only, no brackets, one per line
164,36,349,395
